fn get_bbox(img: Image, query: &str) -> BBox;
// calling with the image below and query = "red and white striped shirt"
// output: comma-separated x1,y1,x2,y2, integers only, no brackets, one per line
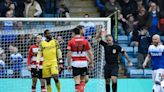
27,45,43,69
67,35,90,67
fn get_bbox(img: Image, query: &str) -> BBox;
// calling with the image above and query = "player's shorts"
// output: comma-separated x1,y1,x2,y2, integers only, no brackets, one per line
72,67,89,77
31,68,42,78
104,64,118,79
42,64,59,78
152,69,164,92
152,69,164,84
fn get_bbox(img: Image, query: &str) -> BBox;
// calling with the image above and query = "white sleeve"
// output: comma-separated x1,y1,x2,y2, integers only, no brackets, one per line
34,2,42,16
148,46,151,55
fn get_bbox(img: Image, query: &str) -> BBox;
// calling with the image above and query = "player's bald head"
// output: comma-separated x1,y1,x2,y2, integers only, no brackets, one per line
153,34,160,40
152,34,161,46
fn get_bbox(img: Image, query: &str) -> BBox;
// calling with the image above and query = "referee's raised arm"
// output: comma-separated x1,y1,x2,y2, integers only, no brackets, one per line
96,30,107,46
96,30,102,42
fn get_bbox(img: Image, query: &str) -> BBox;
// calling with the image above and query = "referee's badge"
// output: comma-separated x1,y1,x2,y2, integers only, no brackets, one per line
113,49,116,54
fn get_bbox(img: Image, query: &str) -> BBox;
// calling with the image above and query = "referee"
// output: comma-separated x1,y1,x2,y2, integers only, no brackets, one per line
96,31,132,92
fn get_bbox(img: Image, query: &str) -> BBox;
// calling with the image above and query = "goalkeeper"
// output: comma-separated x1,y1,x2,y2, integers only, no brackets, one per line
37,30,64,92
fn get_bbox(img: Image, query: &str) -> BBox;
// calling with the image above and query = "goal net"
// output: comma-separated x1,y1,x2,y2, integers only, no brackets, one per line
0,18,111,92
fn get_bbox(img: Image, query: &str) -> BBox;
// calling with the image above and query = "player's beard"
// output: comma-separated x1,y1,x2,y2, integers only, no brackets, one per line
46,36,52,41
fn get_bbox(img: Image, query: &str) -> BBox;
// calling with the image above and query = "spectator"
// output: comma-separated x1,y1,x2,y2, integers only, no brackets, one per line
96,0,106,17
105,0,121,32
80,14,96,40
0,47,6,62
137,27,151,68
119,0,138,18
105,0,121,17
136,7,148,30
130,29,139,47
158,18,164,35
9,46,23,78
157,0,164,13
126,14,138,35
0,0,14,17
0,47,6,78
146,2,160,36
1,10,16,63
8,2,16,17
13,0,25,17
35,0,46,17
0,59,5,78
26,34,35,52
118,0,138,35
57,36,64,45
136,0,144,11
58,4,70,18
13,34,29,57
24,0,42,17
15,21,24,30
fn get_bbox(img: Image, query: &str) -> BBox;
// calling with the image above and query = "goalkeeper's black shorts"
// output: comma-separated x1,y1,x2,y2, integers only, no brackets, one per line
31,68,42,79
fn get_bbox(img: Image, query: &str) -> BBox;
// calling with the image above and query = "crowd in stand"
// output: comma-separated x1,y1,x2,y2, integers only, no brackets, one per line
96,0,164,35
96,0,164,69
0,0,70,17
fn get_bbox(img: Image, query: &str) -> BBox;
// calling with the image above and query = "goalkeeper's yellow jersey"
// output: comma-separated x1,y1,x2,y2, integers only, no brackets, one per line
39,39,59,66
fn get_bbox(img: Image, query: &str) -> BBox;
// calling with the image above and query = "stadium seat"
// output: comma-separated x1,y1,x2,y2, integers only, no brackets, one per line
143,69,152,78
118,36,129,44
129,69,144,78
122,47,133,52
62,70,72,78
129,58,138,66
21,68,31,78
119,43,128,47
6,69,14,78
126,67,136,74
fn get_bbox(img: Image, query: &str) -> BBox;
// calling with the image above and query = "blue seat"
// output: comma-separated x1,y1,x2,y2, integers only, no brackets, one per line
118,36,129,44
21,68,31,78
61,70,72,78
129,69,144,78
119,44,128,47
143,69,152,78
130,58,138,66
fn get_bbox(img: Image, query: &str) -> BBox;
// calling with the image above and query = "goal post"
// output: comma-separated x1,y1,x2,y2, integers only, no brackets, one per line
0,18,111,92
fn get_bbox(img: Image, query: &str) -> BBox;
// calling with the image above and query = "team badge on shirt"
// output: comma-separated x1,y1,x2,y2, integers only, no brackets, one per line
113,49,116,54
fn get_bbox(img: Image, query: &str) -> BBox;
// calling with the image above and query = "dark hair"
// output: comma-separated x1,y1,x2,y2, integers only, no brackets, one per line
84,14,89,17
105,34,113,38
72,27,80,35
60,4,66,8
76,25,84,30
44,29,49,35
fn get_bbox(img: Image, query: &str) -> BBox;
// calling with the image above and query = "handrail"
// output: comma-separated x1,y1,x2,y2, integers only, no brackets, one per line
108,10,119,42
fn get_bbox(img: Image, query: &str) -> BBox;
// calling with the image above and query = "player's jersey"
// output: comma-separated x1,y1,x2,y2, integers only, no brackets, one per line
39,39,59,66
27,45,43,69
67,35,90,67
148,44,164,70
